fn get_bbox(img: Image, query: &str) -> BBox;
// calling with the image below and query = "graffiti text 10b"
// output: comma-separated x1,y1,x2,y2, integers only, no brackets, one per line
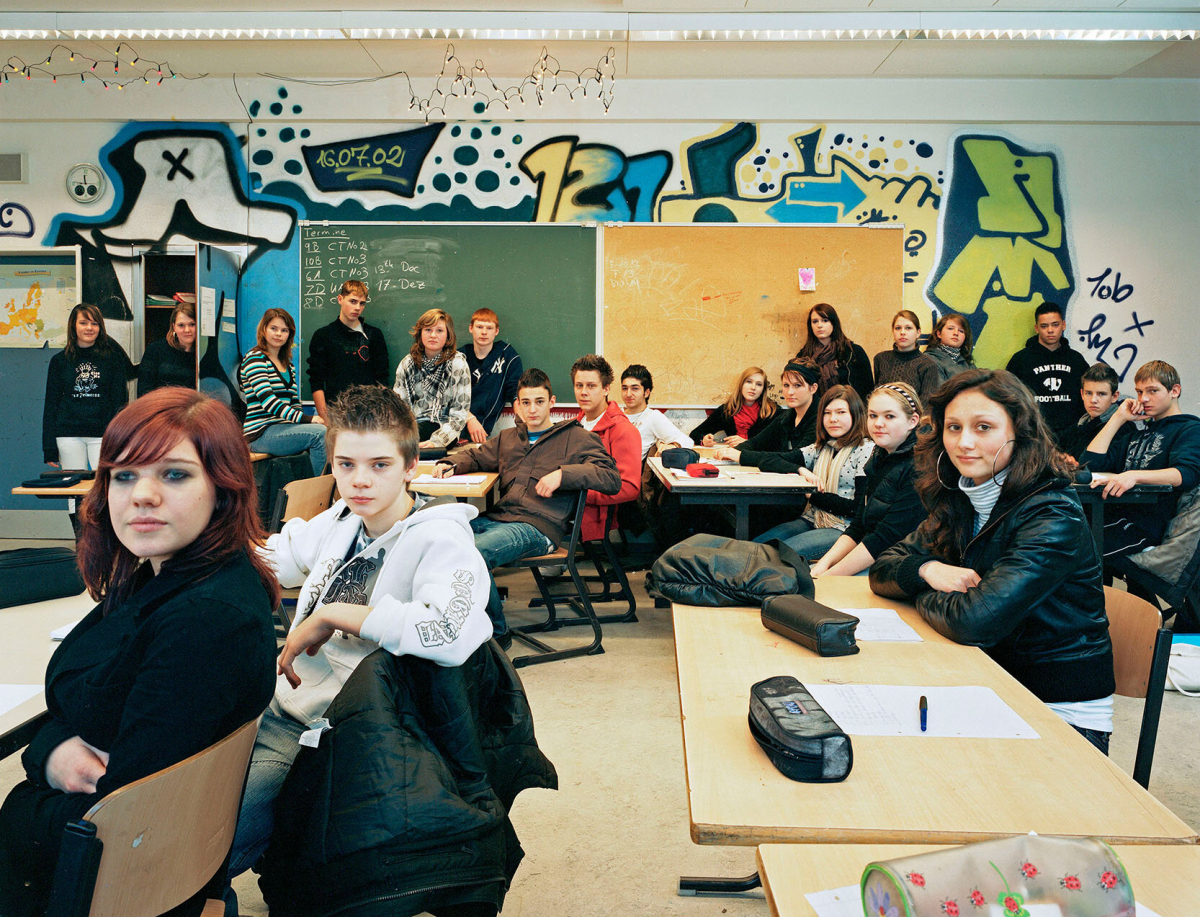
1086,268,1133,304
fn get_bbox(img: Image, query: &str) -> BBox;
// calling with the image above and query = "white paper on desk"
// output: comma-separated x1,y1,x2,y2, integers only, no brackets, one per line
50,619,81,641
805,684,1039,739
804,884,861,917
840,607,923,642
1136,903,1164,917
411,473,486,484
0,685,43,717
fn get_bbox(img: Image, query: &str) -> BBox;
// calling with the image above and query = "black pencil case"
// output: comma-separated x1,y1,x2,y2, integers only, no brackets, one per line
761,594,860,656
661,447,699,469
748,675,853,782
21,474,87,488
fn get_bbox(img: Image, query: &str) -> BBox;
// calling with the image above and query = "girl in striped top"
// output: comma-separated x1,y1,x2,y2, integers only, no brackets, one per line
238,308,327,476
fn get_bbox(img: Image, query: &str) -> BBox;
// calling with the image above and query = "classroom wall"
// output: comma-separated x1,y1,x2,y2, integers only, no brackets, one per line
2,73,1198,522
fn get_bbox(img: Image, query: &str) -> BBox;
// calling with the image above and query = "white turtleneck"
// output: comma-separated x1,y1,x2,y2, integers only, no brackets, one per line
958,467,1010,535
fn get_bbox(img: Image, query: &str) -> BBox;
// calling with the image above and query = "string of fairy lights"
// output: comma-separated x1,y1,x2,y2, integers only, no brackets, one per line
2,40,617,116
3,43,194,88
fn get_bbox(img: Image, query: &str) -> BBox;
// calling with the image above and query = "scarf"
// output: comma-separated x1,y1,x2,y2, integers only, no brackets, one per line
811,340,840,392
933,343,966,366
806,441,855,530
400,352,453,416
733,401,760,439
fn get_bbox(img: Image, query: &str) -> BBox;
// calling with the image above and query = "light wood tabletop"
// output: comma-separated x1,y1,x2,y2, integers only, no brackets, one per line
757,843,1200,917
411,464,499,501
674,577,1198,847
11,481,92,498
0,590,95,759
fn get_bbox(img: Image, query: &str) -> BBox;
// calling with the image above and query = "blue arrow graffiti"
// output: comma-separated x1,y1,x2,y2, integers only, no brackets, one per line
765,170,867,222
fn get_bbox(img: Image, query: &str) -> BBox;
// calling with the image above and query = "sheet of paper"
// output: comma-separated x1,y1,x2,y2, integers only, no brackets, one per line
1137,903,1164,917
805,684,1039,739
0,685,43,717
199,286,217,336
411,473,486,484
804,884,861,917
50,619,81,641
840,607,923,643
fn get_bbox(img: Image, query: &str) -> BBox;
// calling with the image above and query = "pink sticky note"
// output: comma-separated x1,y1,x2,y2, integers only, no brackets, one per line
798,268,817,292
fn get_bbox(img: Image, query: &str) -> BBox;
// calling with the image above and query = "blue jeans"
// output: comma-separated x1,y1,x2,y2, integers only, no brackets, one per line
756,518,844,562
1073,726,1111,755
471,515,553,638
253,422,327,476
226,708,305,891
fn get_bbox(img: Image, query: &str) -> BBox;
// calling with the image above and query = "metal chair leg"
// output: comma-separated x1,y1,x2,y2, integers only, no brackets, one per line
511,558,604,667
677,873,762,897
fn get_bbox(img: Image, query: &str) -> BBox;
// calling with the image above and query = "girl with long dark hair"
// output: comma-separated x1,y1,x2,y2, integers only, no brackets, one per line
871,369,1116,753
795,302,873,402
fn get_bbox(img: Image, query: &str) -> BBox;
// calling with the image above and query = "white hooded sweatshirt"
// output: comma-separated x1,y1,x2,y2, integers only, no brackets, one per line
265,495,493,726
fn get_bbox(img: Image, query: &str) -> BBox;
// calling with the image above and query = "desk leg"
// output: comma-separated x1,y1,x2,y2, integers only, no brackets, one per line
678,873,762,897
1090,500,1104,556
735,504,750,542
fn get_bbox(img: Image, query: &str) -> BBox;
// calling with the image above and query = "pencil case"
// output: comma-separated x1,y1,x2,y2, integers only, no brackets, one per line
686,463,719,478
761,594,860,656
21,474,87,488
748,675,853,782
661,447,699,469
861,835,1135,917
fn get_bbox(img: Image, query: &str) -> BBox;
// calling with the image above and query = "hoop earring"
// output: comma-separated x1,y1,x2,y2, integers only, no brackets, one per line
936,450,957,488
992,439,1017,482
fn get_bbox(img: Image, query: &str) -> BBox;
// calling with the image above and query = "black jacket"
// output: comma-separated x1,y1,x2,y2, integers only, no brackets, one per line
0,552,277,912
306,318,390,403
870,475,1115,704
801,342,874,404
258,642,558,917
736,405,818,473
842,430,925,559
689,403,774,443
136,338,196,397
42,343,134,463
1005,336,1090,441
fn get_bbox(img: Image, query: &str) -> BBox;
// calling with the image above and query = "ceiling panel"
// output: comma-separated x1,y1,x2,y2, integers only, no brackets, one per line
1119,36,1200,74
877,37,1168,75
627,38,899,76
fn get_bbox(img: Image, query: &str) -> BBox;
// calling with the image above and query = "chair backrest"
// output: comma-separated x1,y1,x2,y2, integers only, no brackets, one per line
76,716,260,917
272,473,337,531
1104,585,1164,699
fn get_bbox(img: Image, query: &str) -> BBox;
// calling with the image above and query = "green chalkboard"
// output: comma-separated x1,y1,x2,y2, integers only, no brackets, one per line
298,223,598,403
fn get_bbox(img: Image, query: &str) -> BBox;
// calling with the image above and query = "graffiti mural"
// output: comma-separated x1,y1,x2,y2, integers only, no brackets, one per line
302,124,444,196
46,124,297,320
926,134,1074,368
520,137,671,223
0,203,35,239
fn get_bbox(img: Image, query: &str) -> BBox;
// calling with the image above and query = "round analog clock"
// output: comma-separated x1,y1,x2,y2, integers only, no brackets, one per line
66,163,106,204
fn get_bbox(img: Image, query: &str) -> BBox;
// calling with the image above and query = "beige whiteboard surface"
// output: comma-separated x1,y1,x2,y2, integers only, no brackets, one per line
602,224,904,406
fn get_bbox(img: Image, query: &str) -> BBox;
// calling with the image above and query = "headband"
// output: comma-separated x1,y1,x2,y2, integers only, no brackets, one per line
783,361,820,385
877,384,920,415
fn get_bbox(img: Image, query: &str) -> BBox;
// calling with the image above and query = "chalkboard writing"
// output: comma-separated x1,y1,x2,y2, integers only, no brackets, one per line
297,223,597,404
301,124,443,197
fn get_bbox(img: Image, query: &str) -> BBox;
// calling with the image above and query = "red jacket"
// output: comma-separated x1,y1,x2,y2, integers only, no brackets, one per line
577,400,641,541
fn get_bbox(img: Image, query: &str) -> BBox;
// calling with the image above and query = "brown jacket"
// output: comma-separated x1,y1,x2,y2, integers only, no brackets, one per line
446,420,621,547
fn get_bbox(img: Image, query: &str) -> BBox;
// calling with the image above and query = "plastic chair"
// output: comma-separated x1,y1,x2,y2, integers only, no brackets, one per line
45,717,261,917
1104,586,1172,789
505,490,605,667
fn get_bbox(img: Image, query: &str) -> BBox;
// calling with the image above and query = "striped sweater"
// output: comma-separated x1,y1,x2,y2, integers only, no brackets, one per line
238,350,309,439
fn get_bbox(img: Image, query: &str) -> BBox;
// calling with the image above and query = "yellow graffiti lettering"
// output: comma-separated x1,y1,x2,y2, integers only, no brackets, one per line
963,138,1063,249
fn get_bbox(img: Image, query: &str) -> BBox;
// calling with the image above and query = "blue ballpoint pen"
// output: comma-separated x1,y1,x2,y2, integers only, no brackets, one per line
919,695,928,732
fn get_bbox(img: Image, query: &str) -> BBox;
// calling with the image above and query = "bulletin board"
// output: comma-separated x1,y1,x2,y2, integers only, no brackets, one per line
601,224,904,406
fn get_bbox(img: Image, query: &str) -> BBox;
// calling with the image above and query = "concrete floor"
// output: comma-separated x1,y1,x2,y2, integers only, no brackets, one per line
2,555,1197,916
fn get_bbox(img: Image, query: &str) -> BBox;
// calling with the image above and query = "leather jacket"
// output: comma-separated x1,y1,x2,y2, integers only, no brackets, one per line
258,641,558,917
870,474,1115,704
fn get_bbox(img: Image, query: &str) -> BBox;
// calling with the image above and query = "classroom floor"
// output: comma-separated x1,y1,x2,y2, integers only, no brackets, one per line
2,548,1197,916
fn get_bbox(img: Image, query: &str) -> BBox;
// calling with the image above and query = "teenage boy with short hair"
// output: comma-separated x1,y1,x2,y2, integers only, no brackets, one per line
572,354,642,543
228,385,492,886
1061,362,1122,461
1005,301,1090,443
1083,360,1200,557
462,308,523,443
619,363,693,460
436,368,621,641
306,281,390,422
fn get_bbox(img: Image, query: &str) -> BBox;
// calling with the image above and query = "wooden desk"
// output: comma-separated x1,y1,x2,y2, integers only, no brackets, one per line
674,577,1198,847
411,465,499,509
0,591,95,760
648,456,813,540
11,480,92,514
758,843,1200,917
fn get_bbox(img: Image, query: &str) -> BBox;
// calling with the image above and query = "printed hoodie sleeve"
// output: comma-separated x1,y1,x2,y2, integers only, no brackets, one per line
359,521,492,666
262,507,339,588
42,353,66,463
427,353,473,448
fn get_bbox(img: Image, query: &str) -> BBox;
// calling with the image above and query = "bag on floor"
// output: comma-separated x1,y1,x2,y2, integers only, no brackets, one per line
0,547,86,608
1165,635,1200,695
645,533,813,606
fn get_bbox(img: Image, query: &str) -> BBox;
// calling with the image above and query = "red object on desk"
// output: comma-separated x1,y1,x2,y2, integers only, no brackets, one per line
686,463,720,478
